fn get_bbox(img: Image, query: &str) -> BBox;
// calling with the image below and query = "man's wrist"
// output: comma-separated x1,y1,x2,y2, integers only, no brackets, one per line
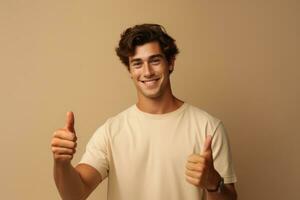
206,175,224,193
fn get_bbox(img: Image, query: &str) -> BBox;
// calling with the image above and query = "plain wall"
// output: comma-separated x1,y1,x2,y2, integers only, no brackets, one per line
0,1,299,199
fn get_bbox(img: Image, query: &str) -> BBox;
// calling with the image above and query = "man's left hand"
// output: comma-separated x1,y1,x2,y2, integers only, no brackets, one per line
185,135,221,190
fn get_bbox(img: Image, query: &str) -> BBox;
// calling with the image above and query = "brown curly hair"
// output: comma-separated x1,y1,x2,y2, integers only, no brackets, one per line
115,24,179,70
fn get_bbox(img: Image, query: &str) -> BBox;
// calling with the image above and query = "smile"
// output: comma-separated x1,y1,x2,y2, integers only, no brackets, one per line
140,78,160,86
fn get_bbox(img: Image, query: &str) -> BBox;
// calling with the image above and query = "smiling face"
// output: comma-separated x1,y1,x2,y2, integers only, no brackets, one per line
129,41,174,100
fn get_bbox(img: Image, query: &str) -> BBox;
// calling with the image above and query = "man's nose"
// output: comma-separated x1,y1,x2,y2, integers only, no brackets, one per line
143,62,154,77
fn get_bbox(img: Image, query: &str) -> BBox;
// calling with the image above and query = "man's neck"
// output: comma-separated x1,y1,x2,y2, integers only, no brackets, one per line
136,92,184,114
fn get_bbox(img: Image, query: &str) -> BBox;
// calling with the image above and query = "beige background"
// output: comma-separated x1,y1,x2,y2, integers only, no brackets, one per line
0,0,299,199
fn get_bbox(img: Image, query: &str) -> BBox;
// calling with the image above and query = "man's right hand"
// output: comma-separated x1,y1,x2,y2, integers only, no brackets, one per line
51,111,77,164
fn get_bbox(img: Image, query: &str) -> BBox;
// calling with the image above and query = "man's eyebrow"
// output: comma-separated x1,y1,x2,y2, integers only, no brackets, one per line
149,54,164,59
130,54,164,63
130,58,142,63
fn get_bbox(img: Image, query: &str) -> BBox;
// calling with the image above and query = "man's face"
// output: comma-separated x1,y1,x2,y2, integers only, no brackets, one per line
128,41,174,99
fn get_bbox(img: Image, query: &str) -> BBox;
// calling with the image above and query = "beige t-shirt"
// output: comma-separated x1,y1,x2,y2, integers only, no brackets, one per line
79,103,237,200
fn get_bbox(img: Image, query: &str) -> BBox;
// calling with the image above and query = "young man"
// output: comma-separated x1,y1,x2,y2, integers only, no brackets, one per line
51,24,237,200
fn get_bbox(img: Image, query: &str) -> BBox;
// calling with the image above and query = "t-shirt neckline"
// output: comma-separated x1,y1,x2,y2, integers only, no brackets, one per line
133,102,188,119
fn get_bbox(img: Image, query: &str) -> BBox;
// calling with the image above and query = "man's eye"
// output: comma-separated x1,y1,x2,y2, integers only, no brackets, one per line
132,63,142,68
150,59,160,65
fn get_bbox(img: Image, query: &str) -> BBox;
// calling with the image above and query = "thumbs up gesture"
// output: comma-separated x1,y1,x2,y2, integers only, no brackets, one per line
51,112,77,164
185,135,221,190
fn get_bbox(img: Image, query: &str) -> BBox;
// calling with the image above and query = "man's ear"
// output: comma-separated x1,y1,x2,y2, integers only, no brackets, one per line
126,66,133,79
168,57,175,73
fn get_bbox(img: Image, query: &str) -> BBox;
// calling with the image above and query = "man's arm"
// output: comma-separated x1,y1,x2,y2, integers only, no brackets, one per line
51,112,103,200
54,162,102,200
205,183,237,200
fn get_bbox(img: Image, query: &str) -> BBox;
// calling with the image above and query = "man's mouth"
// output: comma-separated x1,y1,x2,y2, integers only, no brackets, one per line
140,78,160,86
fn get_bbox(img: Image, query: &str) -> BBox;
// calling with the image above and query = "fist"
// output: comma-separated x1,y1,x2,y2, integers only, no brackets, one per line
185,135,220,190
51,111,77,163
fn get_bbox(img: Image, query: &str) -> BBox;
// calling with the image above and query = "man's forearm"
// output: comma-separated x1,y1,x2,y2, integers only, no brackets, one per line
54,162,88,200
206,184,237,200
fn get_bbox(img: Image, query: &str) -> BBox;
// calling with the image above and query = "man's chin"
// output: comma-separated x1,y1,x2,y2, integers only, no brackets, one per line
141,91,162,99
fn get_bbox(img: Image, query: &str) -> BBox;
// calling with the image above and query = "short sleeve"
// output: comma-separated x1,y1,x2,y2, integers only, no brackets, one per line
78,123,110,179
212,122,237,184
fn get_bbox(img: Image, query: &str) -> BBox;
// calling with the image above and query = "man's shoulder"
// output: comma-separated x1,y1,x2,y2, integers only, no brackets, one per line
111,104,135,120
185,103,221,125
92,105,135,137
185,103,219,118
102,104,136,126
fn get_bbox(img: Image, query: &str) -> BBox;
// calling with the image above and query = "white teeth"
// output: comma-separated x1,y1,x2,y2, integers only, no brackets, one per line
142,79,158,87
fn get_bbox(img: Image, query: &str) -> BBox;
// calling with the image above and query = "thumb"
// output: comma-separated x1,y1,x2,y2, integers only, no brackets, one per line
65,111,75,133
202,135,212,154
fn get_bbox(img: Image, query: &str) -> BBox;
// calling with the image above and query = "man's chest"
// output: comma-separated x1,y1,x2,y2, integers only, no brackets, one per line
109,119,201,172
